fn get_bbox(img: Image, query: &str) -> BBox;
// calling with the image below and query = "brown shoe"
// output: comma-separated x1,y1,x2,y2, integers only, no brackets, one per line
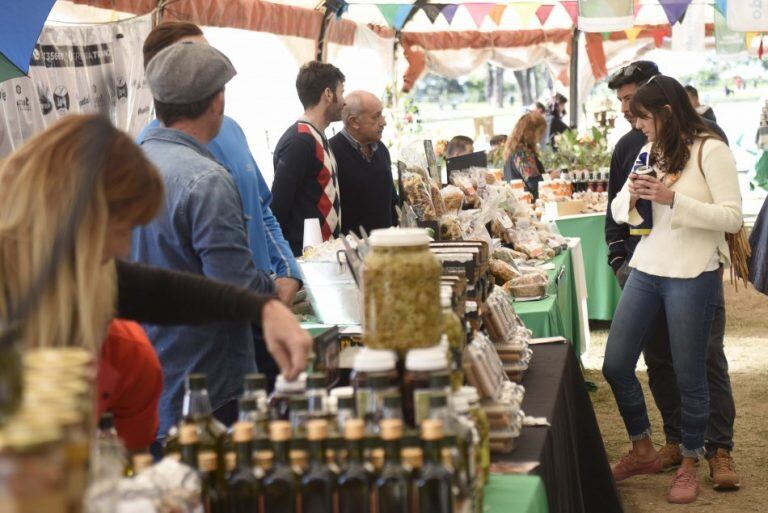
708,449,740,490
658,443,683,471
611,450,663,482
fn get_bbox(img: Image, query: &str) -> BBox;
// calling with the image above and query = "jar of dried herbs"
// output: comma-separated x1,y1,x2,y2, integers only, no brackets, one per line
362,228,442,353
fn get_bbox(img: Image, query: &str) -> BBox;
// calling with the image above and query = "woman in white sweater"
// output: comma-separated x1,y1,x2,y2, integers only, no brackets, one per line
604,75,742,504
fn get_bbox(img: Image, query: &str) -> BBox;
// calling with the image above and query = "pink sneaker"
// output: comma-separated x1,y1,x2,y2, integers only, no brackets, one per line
667,467,699,504
611,450,663,482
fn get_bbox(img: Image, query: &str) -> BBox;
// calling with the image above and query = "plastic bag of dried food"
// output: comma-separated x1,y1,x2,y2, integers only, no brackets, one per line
440,185,465,212
451,171,477,198
429,179,446,217
403,172,437,221
399,139,429,171
439,214,463,241
458,209,493,247
490,212,516,244
489,258,521,284
492,247,526,266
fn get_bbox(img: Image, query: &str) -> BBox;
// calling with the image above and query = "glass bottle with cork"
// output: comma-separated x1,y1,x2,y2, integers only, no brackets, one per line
199,450,228,513
337,418,374,513
289,396,310,474
305,372,329,420
417,419,453,513
243,372,269,412
375,418,411,513
300,419,338,513
268,373,307,421
263,420,300,513
226,421,263,513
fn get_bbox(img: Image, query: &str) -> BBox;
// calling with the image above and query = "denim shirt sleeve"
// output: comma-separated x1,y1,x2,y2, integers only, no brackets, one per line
256,169,303,284
184,168,275,295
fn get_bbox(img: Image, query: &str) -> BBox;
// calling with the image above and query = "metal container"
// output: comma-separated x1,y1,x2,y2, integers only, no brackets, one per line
299,258,362,326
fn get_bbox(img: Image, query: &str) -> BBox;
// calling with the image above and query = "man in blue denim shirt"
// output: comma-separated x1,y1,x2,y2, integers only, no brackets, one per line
132,42,277,438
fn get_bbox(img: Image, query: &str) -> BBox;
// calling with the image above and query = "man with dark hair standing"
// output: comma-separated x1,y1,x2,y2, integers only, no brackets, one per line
330,90,397,236
605,61,739,490
685,84,717,123
271,61,346,256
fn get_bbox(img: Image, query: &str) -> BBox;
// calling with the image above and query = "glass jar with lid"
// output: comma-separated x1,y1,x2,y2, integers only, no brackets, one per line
362,228,443,353
403,345,449,427
351,347,398,417
268,372,307,421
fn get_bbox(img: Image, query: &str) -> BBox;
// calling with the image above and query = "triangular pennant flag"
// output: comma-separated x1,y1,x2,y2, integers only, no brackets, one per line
422,4,444,24
652,28,666,47
488,5,506,26
714,0,727,17
465,3,496,29
377,4,414,30
536,5,555,26
441,4,459,24
560,1,579,25
760,36,765,60
746,31,758,49
659,0,693,26
625,27,643,43
511,3,539,27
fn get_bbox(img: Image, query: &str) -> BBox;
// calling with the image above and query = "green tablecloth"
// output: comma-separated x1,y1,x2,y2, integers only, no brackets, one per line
556,213,622,321
484,474,549,513
513,248,581,355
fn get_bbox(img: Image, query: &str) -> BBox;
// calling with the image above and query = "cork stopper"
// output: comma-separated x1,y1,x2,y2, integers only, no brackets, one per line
344,418,365,440
179,424,199,445
232,421,254,443
421,419,444,441
225,452,237,472
307,419,328,441
198,451,217,471
380,419,403,441
269,421,292,442
132,453,154,474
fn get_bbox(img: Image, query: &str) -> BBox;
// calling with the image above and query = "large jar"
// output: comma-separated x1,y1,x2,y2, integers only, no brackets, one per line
363,228,442,353
403,345,449,427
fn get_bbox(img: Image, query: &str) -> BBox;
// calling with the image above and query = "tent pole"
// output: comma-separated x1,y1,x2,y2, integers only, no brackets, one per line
316,7,332,61
569,28,580,128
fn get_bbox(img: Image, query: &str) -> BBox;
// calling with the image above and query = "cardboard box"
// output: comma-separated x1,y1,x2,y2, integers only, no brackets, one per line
556,200,586,217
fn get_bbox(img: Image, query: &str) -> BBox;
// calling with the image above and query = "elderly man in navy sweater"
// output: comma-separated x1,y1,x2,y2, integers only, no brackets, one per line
330,90,398,237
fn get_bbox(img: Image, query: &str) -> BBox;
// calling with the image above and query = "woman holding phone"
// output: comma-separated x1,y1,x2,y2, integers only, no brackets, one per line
604,75,742,504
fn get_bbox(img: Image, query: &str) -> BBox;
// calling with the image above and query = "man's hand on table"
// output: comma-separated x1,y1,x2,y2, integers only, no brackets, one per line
261,299,312,380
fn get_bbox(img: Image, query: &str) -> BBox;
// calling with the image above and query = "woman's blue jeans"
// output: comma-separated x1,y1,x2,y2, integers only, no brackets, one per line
603,269,720,458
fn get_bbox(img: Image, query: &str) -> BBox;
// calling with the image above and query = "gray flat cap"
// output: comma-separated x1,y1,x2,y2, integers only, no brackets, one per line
145,41,236,104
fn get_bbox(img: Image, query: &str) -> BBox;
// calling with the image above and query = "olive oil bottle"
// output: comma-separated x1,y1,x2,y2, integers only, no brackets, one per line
337,419,374,513
263,421,300,513
226,421,263,513
376,419,411,513
300,419,337,513
416,419,453,513
199,451,229,513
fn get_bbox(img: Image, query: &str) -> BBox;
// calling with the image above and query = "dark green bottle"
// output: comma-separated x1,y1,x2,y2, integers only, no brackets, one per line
179,421,200,470
226,421,263,513
263,421,300,513
199,450,229,513
300,419,337,513
376,418,411,513
416,419,453,513
337,419,374,513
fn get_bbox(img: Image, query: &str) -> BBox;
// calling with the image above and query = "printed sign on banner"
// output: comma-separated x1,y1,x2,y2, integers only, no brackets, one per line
0,14,153,158
578,0,634,32
727,1,768,32
715,10,746,54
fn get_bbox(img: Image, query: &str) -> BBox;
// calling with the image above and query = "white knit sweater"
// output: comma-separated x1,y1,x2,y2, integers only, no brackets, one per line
611,138,743,278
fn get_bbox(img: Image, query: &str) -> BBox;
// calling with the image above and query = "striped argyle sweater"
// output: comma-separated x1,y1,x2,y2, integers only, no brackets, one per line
272,121,342,256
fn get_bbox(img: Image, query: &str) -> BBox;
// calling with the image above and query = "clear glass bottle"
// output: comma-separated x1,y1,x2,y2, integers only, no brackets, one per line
243,372,269,412
451,394,481,513
306,372,328,419
226,421,262,513
300,419,337,513
416,420,453,513
263,421,300,513
268,373,308,421
382,393,403,421
337,419,374,513
290,396,310,474
375,419,411,513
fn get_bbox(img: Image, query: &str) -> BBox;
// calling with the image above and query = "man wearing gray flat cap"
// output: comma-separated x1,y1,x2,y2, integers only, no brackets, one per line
132,41,308,442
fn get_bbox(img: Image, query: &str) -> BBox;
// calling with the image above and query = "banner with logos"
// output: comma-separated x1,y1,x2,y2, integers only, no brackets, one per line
0,14,152,158
715,10,746,55
727,1,768,32
578,0,634,32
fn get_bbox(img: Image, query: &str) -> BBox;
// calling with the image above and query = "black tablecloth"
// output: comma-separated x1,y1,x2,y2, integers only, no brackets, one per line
492,342,624,513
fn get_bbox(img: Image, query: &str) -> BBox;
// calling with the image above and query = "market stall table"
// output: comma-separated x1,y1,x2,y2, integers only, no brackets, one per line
491,340,623,513
555,213,622,321
484,474,548,513
513,248,582,355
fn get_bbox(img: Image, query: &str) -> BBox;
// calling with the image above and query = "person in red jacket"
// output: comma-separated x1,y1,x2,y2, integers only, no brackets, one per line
98,319,163,452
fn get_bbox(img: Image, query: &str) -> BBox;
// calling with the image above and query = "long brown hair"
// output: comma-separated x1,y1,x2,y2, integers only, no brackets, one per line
0,115,163,350
503,111,547,162
630,75,721,174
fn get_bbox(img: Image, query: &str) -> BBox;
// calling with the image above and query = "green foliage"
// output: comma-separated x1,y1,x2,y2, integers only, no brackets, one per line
541,126,611,171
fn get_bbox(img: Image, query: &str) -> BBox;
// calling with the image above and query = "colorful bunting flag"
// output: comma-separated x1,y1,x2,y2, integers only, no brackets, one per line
441,4,459,24
560,1,579,25
746,32,758,50
377,4,414,30
510,3,538,27
601,32,611,41
659,0,693,26
465,3,495,29
624,26,643,43
714,0,727,17
536,5,555,26
422,4,444,24
578,0,634,32
488,4,507,26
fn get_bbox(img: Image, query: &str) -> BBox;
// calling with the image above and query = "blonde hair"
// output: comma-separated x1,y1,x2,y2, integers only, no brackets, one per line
0,115,163,351
503,111,547,163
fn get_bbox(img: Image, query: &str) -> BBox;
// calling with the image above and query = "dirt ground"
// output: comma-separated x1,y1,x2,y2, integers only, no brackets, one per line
582,280,768,512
